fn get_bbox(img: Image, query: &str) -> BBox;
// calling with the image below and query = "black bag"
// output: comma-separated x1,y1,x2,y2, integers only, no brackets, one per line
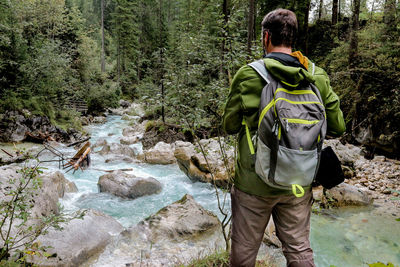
314,146,344,189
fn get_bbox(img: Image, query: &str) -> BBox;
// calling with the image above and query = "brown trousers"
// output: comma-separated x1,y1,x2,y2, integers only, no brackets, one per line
230,186,315,267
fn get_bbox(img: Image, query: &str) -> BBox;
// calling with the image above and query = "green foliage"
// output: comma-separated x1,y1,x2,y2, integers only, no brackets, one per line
368,262,398,267
87,83,120,114
323,19,400,155
179,250,229,267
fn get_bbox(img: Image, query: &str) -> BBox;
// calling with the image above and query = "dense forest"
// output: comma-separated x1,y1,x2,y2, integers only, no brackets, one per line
0,0,399,156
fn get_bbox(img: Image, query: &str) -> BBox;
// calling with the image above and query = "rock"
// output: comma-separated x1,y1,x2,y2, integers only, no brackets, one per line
94,194,224,266
0,111,75,143
121,114,140,123
108,107,124,116
92,138,108,149
104,156,136,164
263,217,281,248
325,183,373,206
32,209,124,267
324,139,362,166
123,102,145,117
142,194,219,241
98,143,137,157
143,142,176,165
80,116,90,126
174,139,234,187
119,99,131,108
98,170,162,199
92,116,107,124
120,135,141,145
0,167,78,217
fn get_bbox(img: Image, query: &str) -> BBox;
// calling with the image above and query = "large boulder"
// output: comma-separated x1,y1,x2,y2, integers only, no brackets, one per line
37,171,78,216
98,143,137,158
174,139,234,187
313,184,373,206
94,194,224,266
98,170,162,199
32,209,124,267
324,139,362,167
143,142,176,165
0,167,78,217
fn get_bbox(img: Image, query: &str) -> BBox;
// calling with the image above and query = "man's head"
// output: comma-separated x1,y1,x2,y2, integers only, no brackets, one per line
261,9,298,53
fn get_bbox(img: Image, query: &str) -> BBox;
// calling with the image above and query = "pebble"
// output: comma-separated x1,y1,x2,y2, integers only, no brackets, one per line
369,185,376,190
383,189,392,194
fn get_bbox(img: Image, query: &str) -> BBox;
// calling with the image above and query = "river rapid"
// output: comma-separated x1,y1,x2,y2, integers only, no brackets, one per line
1,115,399,266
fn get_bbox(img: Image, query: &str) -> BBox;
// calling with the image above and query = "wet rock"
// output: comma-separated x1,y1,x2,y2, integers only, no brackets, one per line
0,167,77,217
325,183,373,206
32,209,124,267
98,143,137,157
98,170,162,199
119,99,131,109
92,138,108,149
174,139,234,187
120,135,141,145
104,156,136,164
94,194,224,266
143,142,176,165
92,116,107,124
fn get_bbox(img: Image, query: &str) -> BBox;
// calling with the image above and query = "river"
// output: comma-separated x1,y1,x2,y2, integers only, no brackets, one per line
1,115,399,266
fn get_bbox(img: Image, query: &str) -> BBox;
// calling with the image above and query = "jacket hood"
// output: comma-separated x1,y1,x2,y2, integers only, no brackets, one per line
262,52,315,87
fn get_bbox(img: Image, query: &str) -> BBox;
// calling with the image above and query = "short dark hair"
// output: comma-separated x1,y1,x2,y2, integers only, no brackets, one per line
261,9,298,47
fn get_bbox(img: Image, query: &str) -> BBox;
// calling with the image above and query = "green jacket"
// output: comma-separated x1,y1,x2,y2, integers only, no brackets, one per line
222,53,346,197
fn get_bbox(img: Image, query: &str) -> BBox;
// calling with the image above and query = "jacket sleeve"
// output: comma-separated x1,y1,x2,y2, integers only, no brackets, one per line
222,67,246,134
315,70,346,137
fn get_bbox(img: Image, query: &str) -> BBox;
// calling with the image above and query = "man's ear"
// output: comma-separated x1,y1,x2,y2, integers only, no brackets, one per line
264,32,270,51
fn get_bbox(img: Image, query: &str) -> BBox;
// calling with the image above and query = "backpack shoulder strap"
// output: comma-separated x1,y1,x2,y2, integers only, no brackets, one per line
248,59,270,83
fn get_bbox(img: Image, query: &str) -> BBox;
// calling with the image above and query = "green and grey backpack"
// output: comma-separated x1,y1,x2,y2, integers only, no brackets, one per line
246,59,327,197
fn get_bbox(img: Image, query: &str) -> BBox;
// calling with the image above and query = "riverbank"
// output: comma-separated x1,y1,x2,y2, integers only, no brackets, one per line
0,101,399,266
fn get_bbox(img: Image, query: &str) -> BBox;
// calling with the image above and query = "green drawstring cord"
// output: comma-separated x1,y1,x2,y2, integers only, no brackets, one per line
292,184,305,198
242,119,255,155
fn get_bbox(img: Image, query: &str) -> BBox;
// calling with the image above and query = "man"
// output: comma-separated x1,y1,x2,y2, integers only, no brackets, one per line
223,8,345,267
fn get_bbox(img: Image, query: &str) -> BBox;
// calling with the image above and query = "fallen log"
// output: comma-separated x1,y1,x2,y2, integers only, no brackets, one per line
64,141,91,173
67,137,90,147
25,131,55,144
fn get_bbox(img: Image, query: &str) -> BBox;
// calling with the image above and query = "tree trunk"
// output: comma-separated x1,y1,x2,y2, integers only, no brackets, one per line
303,0,310,55
101,0,105,73
247,0,255,54
332,0,338,25
383,0,396,34
318,0,323,20
338,0,342,21
220,0,229,79
349,0,360,68
117,36,120,82
159,0,165,123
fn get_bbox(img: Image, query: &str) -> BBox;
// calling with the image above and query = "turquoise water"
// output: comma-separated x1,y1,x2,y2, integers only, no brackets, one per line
42,116,399,266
